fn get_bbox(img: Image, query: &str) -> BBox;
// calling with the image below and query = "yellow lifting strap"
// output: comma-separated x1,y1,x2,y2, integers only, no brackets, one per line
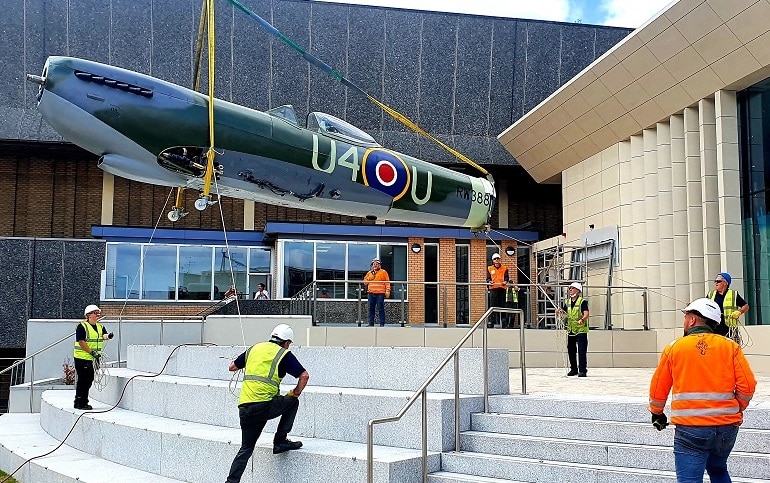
200,0,217,200
367,95,488,176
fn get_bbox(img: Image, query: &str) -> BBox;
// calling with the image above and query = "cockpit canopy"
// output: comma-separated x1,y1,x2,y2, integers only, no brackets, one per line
266,105,380,146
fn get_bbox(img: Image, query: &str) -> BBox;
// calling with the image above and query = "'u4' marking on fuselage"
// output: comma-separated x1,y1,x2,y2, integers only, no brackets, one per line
311,133,431,205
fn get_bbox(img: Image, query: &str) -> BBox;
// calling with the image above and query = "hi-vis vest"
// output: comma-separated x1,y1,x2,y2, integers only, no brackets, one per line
239,341,289,405
74,321,104,360
506,286,518,303
566,296,588,334
708,289,737,324
364,269,390,294
487,265,507,290
649,328,756,426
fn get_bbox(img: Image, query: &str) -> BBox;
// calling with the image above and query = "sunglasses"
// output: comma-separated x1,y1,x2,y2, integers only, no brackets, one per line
714,279,725,283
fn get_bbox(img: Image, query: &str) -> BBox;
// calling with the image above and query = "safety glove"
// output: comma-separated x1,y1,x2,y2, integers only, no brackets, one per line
651,412,668,431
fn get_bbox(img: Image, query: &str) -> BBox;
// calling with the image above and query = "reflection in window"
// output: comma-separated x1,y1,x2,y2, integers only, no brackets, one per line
347,243,378,298
215,248,247,299
105,244,141,299
104,242,271,301
249,247,272,299
379,244,407,300
284,241,314,297
141,245,177,300
316,243,346,298
456,245,470,324
179,246,213,300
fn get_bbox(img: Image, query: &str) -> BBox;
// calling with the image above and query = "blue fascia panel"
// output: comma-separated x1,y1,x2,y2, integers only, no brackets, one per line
91,226,267,245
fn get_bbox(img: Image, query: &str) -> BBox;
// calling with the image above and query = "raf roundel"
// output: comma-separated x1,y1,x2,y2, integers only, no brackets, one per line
361,148,411,201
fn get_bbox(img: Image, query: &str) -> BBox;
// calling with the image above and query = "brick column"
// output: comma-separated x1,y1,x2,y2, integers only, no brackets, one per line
407,237,425,325
469,238,488,324
438,238,456,326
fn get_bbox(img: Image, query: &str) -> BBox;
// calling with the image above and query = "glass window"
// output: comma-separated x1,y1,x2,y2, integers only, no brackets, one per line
179,246,213,300
284,241,314,297
379,244,407,300
249,247,271,273
105,244,141,299
141,245,177,300
347,243,377,298
215,248,248,299
316,242,346,298
456,244,470,324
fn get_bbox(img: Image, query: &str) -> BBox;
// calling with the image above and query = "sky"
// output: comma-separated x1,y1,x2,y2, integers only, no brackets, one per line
314,0,676,28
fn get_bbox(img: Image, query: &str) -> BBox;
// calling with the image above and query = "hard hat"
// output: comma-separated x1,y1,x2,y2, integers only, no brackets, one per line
569,282,582,292
491,253,501,260
84,304,101,316
716,272,732,286
682,298,721,324
271,323,294,342
371,257,381,264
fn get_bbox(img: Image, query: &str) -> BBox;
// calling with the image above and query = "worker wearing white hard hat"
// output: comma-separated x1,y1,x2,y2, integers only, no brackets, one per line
487,253,509,328
561,282,589,377
73,304,113,410
226,324,310,482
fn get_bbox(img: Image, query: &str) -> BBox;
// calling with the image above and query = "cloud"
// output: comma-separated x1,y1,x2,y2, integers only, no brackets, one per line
599,0,675,28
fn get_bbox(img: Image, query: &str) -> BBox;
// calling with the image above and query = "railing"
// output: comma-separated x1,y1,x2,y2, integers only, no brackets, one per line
290,280,649,330
0,333,75,413
365,306,524,483
1,315,206,414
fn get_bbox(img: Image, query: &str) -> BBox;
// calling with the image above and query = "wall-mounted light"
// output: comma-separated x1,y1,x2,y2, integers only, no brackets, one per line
505,246,515,257
589,224,595,230
411,243,422,254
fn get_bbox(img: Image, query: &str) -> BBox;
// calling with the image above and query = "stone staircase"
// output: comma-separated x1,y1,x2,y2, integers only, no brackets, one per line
0,345,768,483
0,345,508,482
430,393,770,482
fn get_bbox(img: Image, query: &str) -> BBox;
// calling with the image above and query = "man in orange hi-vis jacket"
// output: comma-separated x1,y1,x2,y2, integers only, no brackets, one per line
363,257,390,327
649,298,756,483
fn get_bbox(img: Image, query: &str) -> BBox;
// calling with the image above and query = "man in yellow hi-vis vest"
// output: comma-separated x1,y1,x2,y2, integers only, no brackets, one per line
73,304,113,410
226,324,310,483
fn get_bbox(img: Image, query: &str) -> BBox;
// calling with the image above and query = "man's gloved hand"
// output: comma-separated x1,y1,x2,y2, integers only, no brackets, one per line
91,350,101,360
108,332,114,339
730,310,741,320
286,389,298,398
651,412,668,431
385,290,391,299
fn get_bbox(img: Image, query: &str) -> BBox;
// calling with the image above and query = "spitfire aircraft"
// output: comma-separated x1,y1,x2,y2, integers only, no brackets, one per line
27,56,495,228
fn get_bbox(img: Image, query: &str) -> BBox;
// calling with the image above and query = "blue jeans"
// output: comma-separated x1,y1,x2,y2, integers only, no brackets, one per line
674,424,739,482
368,293,386,326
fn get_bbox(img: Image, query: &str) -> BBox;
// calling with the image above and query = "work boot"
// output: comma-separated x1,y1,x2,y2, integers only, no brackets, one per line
566,370,578,376
273,439,303,454
578,373,587,377
74,404,93,410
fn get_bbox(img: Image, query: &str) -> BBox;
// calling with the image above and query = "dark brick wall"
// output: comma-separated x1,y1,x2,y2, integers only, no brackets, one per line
2,0,631,167
0,238,104,348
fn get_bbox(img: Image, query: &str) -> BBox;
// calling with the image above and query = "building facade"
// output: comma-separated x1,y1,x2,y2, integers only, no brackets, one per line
0,0,632,355
500,0,770,331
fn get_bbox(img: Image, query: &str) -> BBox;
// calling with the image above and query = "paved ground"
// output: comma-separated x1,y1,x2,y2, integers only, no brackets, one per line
511,367,770,402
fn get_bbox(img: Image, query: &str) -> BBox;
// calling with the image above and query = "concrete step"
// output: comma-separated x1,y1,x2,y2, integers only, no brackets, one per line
0,413,184,483
428,471,528,482
38,390,440,483
126,345,510,394
439,452,770,483
470,412,770,454
459,430,770,479
91,368,483,451
487,394,770,429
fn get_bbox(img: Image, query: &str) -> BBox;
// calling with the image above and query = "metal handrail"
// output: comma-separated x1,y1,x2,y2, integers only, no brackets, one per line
0,332,75,413
1,315,206,413
365,306,524,482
